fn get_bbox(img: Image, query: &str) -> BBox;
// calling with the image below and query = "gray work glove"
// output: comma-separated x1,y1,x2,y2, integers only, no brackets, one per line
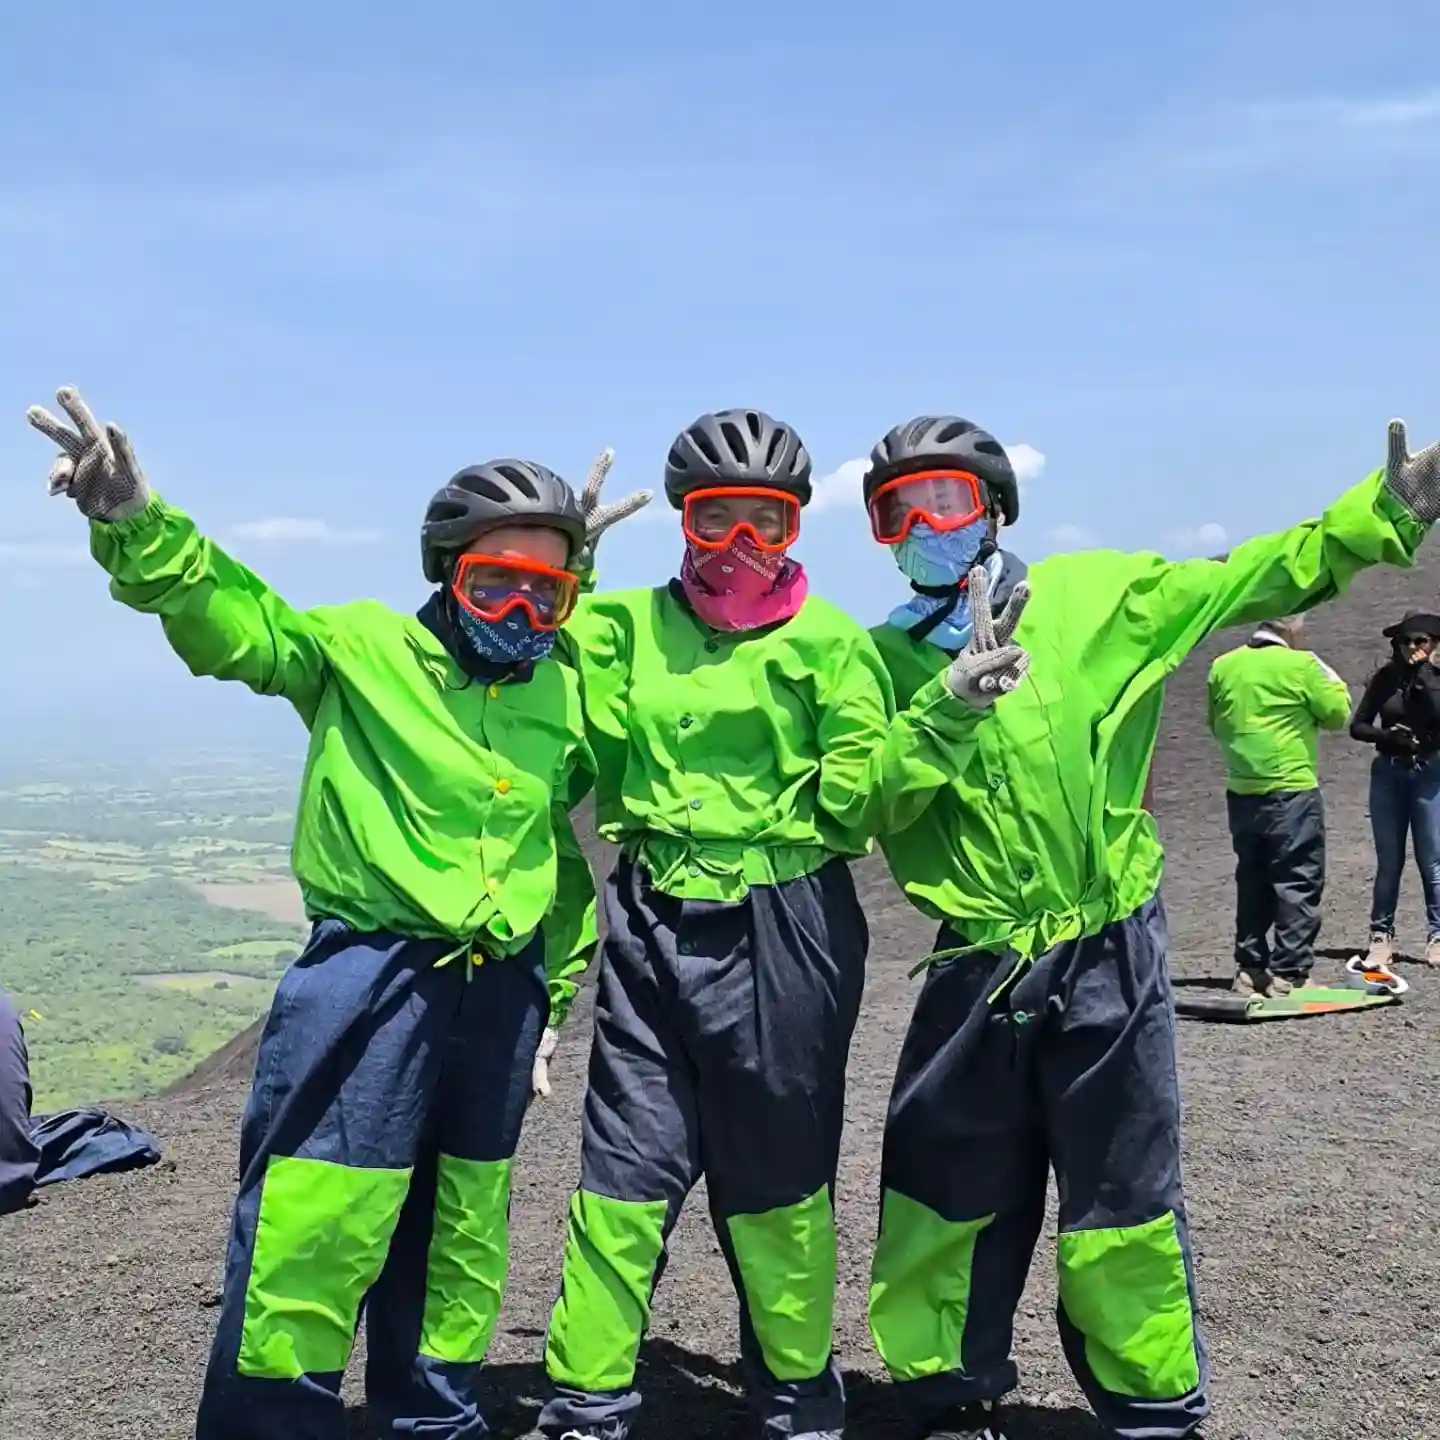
945,564,1032,707
1383,419,1440,524
531,1026,559,1099
575,448,652,574
27,386,152,523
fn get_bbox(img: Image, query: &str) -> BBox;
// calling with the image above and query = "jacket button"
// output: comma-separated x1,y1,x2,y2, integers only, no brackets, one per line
689,798,702,810
496,779,512,795
680,715,694,729
487,684,501,699
705,640,719,653
1018,866,1033,882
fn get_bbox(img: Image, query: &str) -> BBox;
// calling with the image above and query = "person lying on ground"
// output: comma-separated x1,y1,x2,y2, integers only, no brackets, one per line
1206,612,1352,997
854,413,1437,1440
533,409,1030,1440
1351,610,1440,969
0,986,39,1216
24,385,646,1440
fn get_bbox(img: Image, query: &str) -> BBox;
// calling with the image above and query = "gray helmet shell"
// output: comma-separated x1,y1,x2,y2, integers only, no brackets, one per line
864,416,1020,526
421,459,586,584
664,408,812,508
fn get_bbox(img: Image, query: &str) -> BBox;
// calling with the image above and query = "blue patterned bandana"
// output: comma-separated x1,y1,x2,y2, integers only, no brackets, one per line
886,520,996,652
455,598,557,664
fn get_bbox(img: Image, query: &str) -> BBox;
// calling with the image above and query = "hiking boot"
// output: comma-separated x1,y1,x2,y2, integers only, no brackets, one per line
923,1400,1010,1440
1427,937,1440,969
1367,932,1395,968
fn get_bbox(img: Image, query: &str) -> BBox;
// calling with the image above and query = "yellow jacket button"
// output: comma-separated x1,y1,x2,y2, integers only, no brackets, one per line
496,778,511,795
487,684,500,699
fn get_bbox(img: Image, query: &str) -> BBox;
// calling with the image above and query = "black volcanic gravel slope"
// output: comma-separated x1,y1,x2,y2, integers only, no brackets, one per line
5,540,1440,1439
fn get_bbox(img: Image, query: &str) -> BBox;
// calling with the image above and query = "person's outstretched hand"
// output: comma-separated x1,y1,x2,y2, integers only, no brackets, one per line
1384,419,1440,524
574,448,651,574
27,387,151,523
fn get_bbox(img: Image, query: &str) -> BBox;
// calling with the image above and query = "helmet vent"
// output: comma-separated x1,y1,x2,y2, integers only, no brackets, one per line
718,419,749,466
493,464,540,499
692,427,725,468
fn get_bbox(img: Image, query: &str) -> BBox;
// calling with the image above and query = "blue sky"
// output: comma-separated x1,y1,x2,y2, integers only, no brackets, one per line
3,0,1440,755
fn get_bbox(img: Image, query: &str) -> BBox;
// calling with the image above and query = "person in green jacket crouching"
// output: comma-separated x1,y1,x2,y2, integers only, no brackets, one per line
536,409,1031,1440
857,414,1440,1440
1206,613,1353,997
24,386,646,1440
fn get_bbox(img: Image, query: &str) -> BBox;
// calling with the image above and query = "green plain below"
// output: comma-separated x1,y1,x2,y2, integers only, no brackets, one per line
135,971,271,991
194,878,308,926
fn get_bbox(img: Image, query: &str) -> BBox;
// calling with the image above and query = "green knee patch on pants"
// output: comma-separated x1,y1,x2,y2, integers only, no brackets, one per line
867,1189,992,1381
545,1189,669,1393
238,1154,412,1380
1057,1210,1200,1399
727,1187,838,1383
419,1155,512,1364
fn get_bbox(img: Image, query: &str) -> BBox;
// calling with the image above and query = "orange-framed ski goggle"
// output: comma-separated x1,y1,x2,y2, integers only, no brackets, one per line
450,551,580,631
868,469,986,545
681,486,801,552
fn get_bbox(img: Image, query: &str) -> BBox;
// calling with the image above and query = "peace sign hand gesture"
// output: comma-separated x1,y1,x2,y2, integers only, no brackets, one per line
1384,418,1440,525
26,386,151,523
945,564,1032,708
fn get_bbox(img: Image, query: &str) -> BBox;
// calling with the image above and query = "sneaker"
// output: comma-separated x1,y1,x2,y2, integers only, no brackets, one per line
1367,932,1395,967
1427,937,1440,969
925,1400,1010,1440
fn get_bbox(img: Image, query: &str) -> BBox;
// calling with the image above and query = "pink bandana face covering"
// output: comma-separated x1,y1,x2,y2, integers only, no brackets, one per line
679,534,808,632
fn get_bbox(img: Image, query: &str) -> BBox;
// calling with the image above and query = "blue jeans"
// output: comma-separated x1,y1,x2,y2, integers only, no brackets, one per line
1368,754,1440,938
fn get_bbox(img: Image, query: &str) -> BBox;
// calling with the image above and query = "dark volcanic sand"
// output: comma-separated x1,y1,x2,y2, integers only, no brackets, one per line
5,546,1440,1439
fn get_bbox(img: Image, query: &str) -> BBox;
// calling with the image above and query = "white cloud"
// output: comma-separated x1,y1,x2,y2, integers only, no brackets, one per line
1045,524,1099,551
807,458,869,513
809,442,1046,513
228,518,382,547
1005,443,1046,493
1162,522,1229,558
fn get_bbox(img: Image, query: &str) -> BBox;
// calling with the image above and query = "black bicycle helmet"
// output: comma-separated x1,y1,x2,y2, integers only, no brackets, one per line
664,408,812,508
864,415,1020,526
421,460,586,584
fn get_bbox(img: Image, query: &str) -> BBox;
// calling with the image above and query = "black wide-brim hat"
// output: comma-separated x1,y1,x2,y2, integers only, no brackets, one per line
1382,611,1440,639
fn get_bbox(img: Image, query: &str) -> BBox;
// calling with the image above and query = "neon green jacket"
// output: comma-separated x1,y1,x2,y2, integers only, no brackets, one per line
1206,638,1352,794
557,585,982,901
872,470,1427,965
89,496,598,1025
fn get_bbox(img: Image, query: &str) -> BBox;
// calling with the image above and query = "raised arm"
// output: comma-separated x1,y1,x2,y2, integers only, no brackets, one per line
27,388,328,721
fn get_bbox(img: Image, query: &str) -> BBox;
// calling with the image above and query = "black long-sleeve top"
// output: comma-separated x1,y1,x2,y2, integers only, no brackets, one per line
1350,660,1440,758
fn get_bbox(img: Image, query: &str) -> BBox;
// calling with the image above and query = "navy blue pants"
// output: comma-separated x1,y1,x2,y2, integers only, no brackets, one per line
196,920,547,1440
0,988,39,1215
1226,788,1326,979
542,856,868,1440
870,896,1210,1440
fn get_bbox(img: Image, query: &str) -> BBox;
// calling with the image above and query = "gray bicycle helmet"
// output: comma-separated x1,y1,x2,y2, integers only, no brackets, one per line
864,415,1020,526
421,460,586,584
664,408,812,508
